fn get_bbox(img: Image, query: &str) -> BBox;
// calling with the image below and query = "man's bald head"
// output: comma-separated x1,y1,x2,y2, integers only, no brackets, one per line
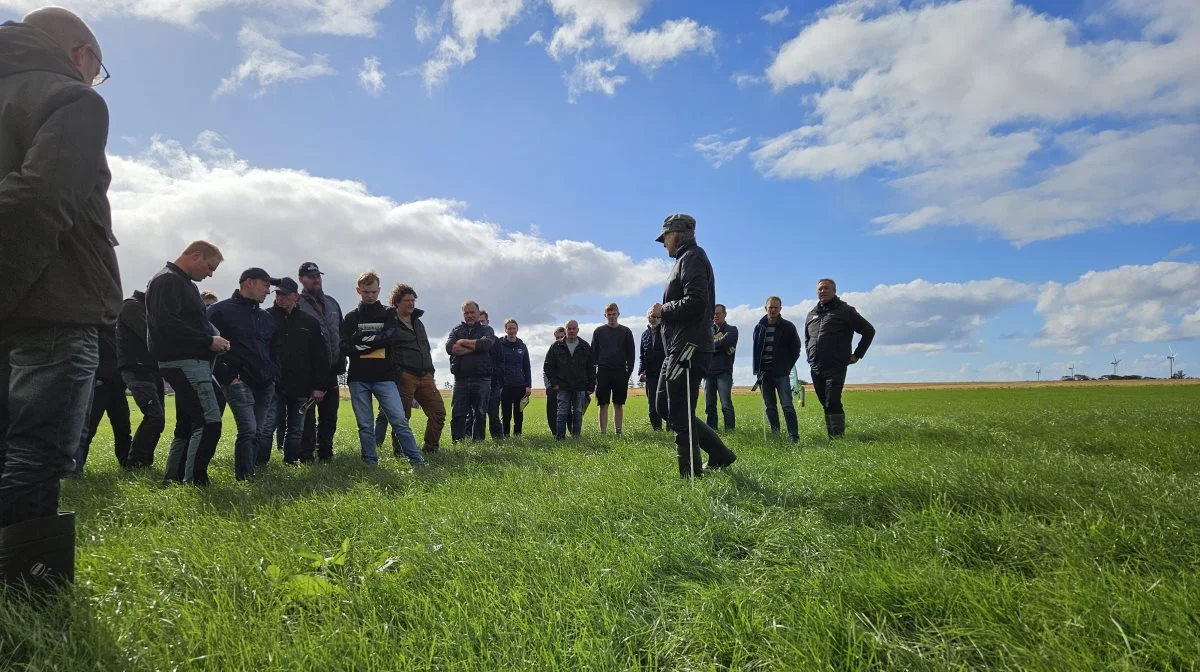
22,7,102,62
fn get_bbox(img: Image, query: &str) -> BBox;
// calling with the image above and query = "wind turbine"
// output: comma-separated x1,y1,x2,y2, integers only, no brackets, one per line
1068,363,1075,379
1035,367,1041,381
1168,345,1176,378
1110,355,1121,377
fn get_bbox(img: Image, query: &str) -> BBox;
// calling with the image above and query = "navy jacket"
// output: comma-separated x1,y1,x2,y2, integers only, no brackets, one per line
498,337,532,388
638,324,666,378
445,322,496,379
207,290,280,388
752,315,802,379
710,323,738,376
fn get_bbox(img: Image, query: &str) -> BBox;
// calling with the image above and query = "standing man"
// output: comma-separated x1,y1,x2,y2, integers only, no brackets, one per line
266,278,328,465
650,214,737,478
805,278,875,438
705,304,738,432
73,326,130,472
117,289,164,469
342,272,424,466
0,7,121,588
637,312,666,431
377,283,446,454
207,268,280,480
544,326,566,434
296,261,344,463
148,241,229,487
543,321,594,440
479,310,505,440
446,301,496,443
752,296,803,443
591,304,635,435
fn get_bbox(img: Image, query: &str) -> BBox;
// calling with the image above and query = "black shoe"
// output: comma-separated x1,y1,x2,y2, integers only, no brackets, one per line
704,452,737,471
0,512,75,592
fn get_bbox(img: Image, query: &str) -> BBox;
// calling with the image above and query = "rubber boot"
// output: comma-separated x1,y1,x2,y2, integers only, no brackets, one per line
0,511,75,592
828,413,846,438
677,444,703,479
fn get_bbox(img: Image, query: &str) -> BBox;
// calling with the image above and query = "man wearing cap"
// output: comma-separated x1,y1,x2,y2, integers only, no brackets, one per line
207,268,281,480
266,278,328,465
296,262,345,462
0,7,120,588
649,214,737,478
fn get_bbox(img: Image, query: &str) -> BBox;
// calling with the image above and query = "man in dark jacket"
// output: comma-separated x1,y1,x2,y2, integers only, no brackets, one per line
296,261,345,462
752,296,803,442
805,278,876,438
544,326,566,433
207,268,281,480
637,315,665,431
117,289,165,468
479,310,505,440
446,301,496,443
148,241,230,487
592,303,636,436
705,304,738,432
543,320,595,440
73,326,131,473
374,283,446,454
266,278,328,465
0,8,120,588
650,214,737,478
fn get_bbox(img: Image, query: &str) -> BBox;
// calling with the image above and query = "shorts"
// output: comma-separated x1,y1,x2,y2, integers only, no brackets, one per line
595,368,630,405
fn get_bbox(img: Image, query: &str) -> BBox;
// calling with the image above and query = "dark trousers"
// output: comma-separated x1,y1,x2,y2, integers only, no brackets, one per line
655,351,735,476
450,377,491,442
645,373,662,429
487,382,503,439
0,326,97,527
301,375,340,460
500,385,526,436
75,376,132,472
159,359,223,486
546,389,558,433
278,395,310,463
122,370,165,467
811,366,848,415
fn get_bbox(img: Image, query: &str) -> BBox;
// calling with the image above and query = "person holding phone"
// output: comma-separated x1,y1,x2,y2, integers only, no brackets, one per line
266,278,328,465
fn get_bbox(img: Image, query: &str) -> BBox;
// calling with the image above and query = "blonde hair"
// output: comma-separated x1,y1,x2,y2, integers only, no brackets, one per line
605,303,619,313
356,270,380,287
182,240,223,262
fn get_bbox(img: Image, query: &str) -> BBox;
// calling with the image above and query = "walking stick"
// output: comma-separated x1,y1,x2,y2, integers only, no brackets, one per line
669,343,698,484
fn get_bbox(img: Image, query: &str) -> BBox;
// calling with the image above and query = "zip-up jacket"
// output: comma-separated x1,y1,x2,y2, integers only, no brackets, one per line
207,290,280,388
389,308,436,375
752,316,802,378
805,296,876,370
117,290,155,372
498,337,532,388
659,239,716,355
591,324,636,376
342,300,402,384
96,325,120,384
267,305,329,397
638,324,666,378
146,262,214,362
543,338,596,393
710,323,739,376
298,289,346,377
0,21,121,329
445,322,496,379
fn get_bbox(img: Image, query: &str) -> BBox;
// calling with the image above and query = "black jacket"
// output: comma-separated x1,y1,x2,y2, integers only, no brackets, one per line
710,323,739,376
753,316,802,378
298,290,346,377
96,325,120,384
805,297,876,370
543,339,596,393
117,290,155,373
342,301,402,384
638,324,666,378
445,322,496,379
0,21,121,329
267,305,329,397
498,337,532,388
659,240,716,355
389,308,436,375
207,290,280,388
146,262,215,362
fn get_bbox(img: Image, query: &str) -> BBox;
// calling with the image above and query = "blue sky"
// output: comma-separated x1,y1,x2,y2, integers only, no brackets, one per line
6,0,1197,384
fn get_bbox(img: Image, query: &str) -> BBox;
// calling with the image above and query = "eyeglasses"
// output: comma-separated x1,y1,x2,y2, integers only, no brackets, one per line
74,45,109,87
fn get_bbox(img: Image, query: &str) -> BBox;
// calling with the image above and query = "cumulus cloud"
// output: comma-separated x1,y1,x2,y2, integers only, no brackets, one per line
566,59,627,101
214,26,336,97
357,56,386,94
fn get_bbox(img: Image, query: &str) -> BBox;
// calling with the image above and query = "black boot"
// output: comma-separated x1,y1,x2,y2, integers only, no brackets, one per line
676,445,703,479
0,511,76,592
828,413,846,438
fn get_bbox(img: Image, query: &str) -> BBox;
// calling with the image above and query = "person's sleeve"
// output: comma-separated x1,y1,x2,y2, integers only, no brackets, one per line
148,278,212,354
751,325,761,375
310,324,330,391
789,322,803,370
638,332,648,376
587,346,597,391
0,89,109,320
523,349,532,389
624,329,635,377
659,255,709,325
341,312,358,360
715,325,738,352
474,327,494,352
445,327,458,356
852,310,876,360
543,348,557,389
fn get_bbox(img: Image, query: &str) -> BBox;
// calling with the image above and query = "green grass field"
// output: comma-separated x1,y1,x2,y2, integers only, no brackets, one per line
3,385,1199,671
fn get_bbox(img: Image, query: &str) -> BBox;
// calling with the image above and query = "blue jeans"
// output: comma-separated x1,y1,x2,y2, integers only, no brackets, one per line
760,373,798,440
0,326,98,526
450,377,491,442
704,371,735,431
277,395,310,463
555,390,586,440
222,381,275,479
160,359,224,485
349,381,423,465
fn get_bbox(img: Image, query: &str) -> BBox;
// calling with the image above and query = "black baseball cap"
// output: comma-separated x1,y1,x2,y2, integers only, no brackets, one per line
656,213,696,242
298,262,323,277
275,277,300,294
239,267,280,284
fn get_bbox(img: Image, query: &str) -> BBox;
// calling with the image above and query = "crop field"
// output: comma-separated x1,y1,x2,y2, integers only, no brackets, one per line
2,384,1199,671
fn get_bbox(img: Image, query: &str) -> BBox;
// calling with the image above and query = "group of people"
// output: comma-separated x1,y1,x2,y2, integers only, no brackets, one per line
0,6,877,593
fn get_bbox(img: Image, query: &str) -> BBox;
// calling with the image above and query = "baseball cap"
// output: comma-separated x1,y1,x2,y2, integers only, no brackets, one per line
655,213,696,243
275,277,300,294
298,262,323,277
239,267,280,284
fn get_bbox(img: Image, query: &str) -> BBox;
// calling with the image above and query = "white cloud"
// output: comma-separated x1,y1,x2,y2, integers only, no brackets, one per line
761,7,789,24
615,17,715,67
109,134,670,345
419,0,528,89
566,59,627,102
1166,243,1194,260
526,30,545,45
754,0,1200,243
1033,262,1200,352
415,4,447,43
357,56,386,94
731,73,764,87
214,25,336,97
693,133,751,168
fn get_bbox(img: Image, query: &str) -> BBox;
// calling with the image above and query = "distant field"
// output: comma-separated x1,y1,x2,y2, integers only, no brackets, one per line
3,386,1198,670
